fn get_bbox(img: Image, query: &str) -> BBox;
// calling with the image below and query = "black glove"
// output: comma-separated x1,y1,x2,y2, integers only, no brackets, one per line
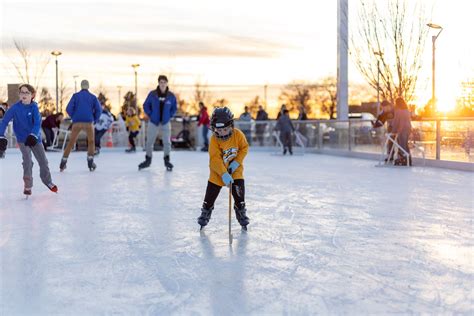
25,134,38,147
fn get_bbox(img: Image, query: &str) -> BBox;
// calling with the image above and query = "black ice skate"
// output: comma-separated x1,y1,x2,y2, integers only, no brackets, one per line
138,155,151,170
164,155,173,171
198,207,213,230
234,205,249,231
125,147,136,153
23,187,32,198
87,156,97,171
59,157,67,172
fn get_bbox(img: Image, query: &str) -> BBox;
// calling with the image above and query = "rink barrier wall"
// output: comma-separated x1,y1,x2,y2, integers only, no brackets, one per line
3,117,472,171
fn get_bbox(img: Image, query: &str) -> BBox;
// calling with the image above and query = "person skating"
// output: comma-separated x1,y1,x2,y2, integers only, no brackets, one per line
94,102,114,155
275,109,295,155
392,97,412,166
197,101,210,151
138,75,177,171
60,80,102,172
0,84,57,196
125,107,141,153
198,107,250,230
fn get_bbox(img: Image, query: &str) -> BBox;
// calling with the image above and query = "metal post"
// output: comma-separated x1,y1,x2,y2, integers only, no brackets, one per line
427,23,443,113
117,86,122,110
264,84,268,106
348,120,352,151
55,58,59,113
73,75,78,93
337,0,349,120
134,70,138,98
436,119,441,160
432,35,436,112
51,51,62,113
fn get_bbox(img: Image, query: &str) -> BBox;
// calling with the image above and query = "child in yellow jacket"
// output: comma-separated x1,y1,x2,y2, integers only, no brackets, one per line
125,107,141,153
198,107,250,230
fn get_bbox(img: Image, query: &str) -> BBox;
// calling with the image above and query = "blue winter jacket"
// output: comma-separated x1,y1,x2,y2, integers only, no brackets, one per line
66,89,102,123
0,101,42,143
143,90,177,125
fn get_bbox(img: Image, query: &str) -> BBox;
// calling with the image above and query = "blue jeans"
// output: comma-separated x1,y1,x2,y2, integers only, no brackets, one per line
202,126,209,147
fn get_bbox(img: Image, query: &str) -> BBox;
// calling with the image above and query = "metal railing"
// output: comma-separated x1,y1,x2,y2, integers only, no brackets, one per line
234,118,474,164
3,117,473,164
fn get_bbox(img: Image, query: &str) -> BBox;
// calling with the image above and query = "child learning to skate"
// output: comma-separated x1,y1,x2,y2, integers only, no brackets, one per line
197,107,250,230
0,84,58,196
125,107,141,153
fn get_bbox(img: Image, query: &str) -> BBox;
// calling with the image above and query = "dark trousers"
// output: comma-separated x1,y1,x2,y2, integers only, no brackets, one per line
42,127,55,148
202,179,245,211
280,131,293,152
95,129,107,149
129,131,139,148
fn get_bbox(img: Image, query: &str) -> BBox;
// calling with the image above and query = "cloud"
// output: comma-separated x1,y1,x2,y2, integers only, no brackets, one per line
2,34,292,59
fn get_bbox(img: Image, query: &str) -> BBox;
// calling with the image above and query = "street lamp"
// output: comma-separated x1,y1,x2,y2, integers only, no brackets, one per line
427,23,443,113
73,75,79,93
131,64,140,105
374,51,384,116
117,85,122,110
51,51,62,113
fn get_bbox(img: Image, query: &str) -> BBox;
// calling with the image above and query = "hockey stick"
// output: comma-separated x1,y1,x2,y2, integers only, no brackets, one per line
229,183,233,244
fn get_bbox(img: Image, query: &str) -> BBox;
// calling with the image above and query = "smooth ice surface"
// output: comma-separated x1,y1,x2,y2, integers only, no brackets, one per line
0,149,473,315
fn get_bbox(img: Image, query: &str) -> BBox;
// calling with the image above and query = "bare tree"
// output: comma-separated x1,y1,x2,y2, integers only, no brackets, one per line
314,77,338,119
37,88,55,115
192,80,213,112
278,81,314,116
351,0,430,103
9,40,50,91
245,96,263,118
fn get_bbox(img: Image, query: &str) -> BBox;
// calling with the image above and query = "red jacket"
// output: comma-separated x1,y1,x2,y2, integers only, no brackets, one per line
198,107,210,127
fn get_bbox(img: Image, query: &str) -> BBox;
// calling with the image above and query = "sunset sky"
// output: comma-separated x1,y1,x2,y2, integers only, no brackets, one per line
0,0,473,115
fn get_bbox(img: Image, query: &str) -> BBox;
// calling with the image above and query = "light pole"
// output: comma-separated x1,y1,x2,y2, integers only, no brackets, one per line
131,64,140,105
427,23,443,113
374,51,384,115
117,85,122,110
264,84,268,106
73,75,79,93
51,51,62,113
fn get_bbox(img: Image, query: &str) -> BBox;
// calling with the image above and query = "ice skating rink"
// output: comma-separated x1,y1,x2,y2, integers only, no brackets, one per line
0,149,472,315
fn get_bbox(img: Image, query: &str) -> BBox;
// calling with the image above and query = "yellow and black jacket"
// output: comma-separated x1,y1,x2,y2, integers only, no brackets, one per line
208,128,249,186
125,115,141,132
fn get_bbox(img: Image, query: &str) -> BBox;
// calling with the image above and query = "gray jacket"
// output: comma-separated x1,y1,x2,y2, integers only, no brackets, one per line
391,109,411,136
275,115,295,134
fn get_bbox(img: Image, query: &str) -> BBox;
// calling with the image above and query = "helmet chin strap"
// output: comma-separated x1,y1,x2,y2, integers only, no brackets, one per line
214,128,233,141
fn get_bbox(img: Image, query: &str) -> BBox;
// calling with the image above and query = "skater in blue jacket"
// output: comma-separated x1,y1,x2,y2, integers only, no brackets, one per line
0,84,58,196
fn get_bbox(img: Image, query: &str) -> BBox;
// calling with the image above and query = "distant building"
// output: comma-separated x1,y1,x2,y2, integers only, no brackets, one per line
349,102,377,116
7,84,20,106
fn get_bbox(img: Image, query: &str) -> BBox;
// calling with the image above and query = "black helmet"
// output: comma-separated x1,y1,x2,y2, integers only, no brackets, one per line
210,107,234,140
